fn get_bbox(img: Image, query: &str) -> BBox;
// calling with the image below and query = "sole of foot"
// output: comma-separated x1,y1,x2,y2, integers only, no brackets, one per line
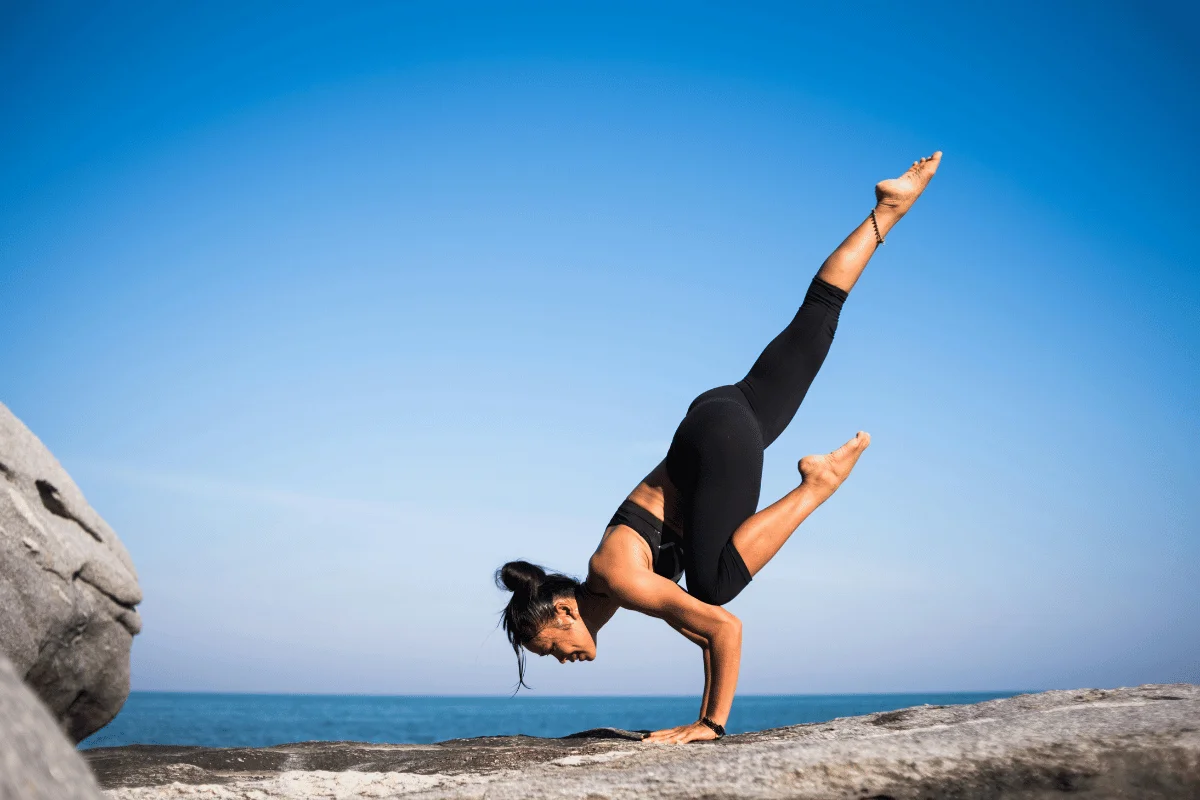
798,431,871,494
875,151,942,215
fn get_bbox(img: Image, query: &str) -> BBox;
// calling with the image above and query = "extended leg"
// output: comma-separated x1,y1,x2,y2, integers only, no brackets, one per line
736,151,943,447
731,152,943,576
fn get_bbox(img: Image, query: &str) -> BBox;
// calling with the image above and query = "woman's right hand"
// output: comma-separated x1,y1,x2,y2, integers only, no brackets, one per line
644,720,720,744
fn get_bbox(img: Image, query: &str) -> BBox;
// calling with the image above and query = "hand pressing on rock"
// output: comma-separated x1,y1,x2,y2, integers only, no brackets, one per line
643,720,721,745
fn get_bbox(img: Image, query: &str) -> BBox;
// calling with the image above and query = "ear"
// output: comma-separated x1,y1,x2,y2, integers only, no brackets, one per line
556,598,578,620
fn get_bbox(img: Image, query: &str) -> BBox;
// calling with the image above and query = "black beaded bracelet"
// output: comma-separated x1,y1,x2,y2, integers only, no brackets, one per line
870,207,886,245
699,717,725,738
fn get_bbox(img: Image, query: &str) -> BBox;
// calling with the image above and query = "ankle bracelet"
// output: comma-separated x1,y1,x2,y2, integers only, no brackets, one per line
870,208,886,245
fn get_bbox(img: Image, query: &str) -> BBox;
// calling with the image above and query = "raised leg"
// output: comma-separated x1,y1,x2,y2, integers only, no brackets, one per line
730,152,943,577
735,152,943,448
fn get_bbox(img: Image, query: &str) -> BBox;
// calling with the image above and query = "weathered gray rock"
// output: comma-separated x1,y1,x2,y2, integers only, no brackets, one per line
0,652,105,800
86,684,1200,799
0,402,142,743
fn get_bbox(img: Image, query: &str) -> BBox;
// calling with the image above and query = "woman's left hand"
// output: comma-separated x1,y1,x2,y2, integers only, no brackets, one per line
643,720,719,744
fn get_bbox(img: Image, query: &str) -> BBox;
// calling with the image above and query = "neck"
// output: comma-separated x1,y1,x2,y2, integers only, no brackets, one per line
576,583,619,640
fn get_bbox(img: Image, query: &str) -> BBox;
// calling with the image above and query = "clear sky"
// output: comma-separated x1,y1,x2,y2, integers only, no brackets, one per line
2,2,1197,697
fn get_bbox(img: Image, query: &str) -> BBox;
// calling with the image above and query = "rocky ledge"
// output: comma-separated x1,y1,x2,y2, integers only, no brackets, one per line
86,684,1199,799
1,401,142,743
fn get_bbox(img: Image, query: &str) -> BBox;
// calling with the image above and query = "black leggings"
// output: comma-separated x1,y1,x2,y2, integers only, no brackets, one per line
665,276,848,606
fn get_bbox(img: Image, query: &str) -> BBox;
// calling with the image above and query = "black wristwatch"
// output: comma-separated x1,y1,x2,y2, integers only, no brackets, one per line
699,716,725,738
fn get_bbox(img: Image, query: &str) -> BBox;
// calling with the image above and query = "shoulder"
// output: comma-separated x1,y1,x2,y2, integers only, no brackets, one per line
590,530,687,616
588,524,652,593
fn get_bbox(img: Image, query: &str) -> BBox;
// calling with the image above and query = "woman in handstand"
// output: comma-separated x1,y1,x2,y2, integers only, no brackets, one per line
496,152,942,744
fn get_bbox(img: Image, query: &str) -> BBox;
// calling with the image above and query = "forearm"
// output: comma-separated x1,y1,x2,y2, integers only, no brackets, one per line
663,619,714,717
665,621,714,716
616,568,746,739
700,617,742,725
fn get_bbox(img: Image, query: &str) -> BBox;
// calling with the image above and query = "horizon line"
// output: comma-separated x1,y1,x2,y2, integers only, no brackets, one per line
125,688,1038,698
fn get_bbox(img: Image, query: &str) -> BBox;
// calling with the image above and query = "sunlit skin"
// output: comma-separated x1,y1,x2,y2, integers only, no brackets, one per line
524,153,943,744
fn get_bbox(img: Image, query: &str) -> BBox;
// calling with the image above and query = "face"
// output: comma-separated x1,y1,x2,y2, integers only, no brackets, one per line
524,598,597,664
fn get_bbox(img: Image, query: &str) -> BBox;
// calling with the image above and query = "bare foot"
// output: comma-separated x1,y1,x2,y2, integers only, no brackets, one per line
874,151,942,217
798,431,871,496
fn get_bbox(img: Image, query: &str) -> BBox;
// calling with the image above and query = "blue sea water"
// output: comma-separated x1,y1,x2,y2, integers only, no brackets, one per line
79,692,1022,749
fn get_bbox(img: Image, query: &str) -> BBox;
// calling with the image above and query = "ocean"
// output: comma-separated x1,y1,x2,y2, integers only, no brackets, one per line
79,691,1022,749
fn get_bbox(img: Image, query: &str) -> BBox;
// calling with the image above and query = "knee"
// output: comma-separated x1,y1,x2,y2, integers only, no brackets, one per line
687,574,745,607
687,579,721,606
690,545,753,606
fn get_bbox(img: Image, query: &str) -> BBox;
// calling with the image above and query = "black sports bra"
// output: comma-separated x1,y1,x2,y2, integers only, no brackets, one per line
607,499,686,583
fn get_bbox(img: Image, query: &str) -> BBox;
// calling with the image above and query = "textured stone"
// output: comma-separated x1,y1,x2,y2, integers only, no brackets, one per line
0,652,105,800
87,684,1199,799
0,402,142,743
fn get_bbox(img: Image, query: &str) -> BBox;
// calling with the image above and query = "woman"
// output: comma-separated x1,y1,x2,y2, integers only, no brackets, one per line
496,152,943,744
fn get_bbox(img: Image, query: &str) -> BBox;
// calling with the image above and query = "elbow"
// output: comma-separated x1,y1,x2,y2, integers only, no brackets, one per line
718,611,742,643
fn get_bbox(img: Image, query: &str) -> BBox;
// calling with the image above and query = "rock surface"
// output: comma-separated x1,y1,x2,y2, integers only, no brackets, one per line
0,652,106,800
87,684,1199,799
0,402,142,743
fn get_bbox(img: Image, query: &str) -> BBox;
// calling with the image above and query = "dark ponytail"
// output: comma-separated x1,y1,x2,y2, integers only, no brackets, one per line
495,560,581,690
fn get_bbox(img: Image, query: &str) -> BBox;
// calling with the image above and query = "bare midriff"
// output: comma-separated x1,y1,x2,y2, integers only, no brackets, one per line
624,459,685,538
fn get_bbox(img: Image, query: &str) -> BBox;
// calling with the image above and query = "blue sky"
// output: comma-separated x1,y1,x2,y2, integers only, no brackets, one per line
2,1,1196,696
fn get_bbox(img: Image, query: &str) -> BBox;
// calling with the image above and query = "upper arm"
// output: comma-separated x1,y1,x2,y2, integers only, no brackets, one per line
607,565,739,641
591,524,739,641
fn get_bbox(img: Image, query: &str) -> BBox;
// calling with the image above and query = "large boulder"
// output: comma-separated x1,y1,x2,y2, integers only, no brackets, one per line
87,684,1199,799
0,652,105,800
0,401,142,743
